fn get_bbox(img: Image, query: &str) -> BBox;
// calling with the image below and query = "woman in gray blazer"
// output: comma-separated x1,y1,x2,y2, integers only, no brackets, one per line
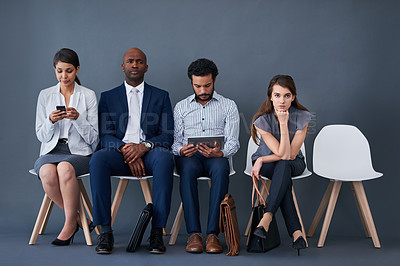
34,48,98,246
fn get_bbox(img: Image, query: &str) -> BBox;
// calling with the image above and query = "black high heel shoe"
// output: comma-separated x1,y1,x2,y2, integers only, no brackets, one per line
292,235,307,256
52,226,79,246
253,226,268,239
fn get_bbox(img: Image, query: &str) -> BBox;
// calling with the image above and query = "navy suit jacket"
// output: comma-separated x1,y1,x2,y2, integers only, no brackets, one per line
98,82,174,150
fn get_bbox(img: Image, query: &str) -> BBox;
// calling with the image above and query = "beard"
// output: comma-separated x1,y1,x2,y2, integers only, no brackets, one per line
194,87,215,102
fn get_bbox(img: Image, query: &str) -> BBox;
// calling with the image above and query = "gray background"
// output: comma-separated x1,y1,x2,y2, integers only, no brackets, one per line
1,0,399,254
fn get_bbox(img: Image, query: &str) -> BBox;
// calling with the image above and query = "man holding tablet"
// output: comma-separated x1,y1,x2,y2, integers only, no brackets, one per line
172,58,240,254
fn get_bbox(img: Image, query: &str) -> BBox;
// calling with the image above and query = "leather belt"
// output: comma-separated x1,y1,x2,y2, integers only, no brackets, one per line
58,138,68,144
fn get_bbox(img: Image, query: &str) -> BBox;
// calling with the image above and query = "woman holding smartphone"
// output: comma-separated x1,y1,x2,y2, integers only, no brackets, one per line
250,75,312,255
34,48,98,245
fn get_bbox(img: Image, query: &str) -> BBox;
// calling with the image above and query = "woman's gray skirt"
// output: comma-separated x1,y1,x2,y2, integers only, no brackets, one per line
34,141,91,179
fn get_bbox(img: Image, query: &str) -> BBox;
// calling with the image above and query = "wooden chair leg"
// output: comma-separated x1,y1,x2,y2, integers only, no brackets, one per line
350,182,371,238
351,181,381,248
78,179,100,235
307,181,334,238
169,202,184,245
139,179,153,204
292,186,308,247
79,195,92,246
111,179,129,226
317,181,342,248
244,212,253,237
30,194,52,244
39,200,54,235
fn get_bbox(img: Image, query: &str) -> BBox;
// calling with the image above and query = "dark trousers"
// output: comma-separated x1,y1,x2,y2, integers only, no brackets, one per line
176,153,229,235
90,147,174,228
257,157,305,236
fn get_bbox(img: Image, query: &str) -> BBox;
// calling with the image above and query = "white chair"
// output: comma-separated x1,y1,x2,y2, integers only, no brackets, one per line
307,125,382,248
168,157,235,245
29,170,97,245
243,136,312,245
110,175,168,235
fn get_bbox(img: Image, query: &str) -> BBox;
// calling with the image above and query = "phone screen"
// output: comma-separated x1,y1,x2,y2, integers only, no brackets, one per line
56,106,66,111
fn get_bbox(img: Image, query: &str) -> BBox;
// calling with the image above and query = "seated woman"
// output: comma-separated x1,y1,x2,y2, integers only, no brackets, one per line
34,48,98,245
250,74,312,255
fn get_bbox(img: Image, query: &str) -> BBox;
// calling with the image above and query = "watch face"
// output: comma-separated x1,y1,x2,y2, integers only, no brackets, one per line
145,142,151,149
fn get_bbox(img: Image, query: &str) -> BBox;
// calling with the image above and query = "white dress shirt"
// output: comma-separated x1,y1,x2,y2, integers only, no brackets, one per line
59,92,76,139
122,80,146,144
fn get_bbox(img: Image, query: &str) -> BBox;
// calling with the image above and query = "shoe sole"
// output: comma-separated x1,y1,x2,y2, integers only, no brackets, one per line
96,250,112,254
186,250,203,253
149,250,165,254
206,250,223,254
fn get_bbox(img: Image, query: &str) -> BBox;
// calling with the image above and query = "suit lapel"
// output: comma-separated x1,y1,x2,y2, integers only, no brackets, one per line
141,83,152,124
117,84,129,132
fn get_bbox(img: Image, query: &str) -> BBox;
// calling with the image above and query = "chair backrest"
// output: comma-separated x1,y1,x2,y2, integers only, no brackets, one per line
244,136,311,179
313,124,382,181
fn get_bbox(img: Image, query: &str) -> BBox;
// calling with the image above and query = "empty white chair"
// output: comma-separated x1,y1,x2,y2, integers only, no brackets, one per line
307,124,382,248
243,136,312,244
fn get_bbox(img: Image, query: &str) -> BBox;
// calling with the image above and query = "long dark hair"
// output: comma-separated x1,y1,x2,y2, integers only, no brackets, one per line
53,48,81,85
251,74,308,144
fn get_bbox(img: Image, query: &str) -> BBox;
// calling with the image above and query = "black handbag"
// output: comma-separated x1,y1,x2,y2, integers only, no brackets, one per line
126,203,153,252
247,176,280,253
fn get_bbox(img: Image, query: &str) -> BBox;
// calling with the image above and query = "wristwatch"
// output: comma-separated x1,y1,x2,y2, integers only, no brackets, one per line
143,141,154,151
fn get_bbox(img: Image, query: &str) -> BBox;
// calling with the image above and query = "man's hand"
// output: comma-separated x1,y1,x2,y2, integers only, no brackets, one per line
120,143,148,164
197,142,223,158
128,157,146,178
179,144,197,157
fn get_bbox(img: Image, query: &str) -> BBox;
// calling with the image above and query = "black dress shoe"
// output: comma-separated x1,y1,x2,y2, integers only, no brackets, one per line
148,228,166,254
52,226,79,246
253,226,268,239
292,236,307,256
95,232,114,254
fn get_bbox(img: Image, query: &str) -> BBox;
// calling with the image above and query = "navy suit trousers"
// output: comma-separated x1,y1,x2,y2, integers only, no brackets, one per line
257,157,305,236
176,153,229,235
90,147,174,228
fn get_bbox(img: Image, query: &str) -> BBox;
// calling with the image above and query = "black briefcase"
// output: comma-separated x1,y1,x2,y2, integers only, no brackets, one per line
126,203,153,252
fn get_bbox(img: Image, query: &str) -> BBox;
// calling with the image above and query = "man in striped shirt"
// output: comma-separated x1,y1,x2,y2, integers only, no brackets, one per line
172,58,240,254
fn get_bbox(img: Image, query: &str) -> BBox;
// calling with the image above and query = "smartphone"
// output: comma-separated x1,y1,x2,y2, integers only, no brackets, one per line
56,106,66,112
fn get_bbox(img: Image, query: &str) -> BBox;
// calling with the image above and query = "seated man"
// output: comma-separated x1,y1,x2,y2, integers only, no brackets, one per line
90,48,174,254
172,58,240,254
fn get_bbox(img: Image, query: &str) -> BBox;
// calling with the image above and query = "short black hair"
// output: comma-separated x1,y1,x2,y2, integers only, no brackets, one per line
187,58,218,81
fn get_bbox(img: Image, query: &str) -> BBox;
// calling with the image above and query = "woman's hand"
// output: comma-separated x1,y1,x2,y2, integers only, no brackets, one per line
251,157,263,180
49,110,66,123
65,107,79,120
275,109,289,125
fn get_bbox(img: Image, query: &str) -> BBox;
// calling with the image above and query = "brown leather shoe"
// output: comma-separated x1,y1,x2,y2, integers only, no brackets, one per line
186,233,203,253
205,234,223,254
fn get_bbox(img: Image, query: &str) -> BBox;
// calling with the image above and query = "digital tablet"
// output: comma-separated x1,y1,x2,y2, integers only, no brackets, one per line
187,135,225,149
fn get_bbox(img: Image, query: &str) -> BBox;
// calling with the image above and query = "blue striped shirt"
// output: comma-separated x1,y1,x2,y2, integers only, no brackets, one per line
172,91,240,157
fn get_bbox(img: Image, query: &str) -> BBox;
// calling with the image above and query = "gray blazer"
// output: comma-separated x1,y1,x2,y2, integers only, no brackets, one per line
35,83,99,156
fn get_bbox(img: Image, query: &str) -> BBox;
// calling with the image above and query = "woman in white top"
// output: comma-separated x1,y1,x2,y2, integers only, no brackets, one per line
34,48,98,245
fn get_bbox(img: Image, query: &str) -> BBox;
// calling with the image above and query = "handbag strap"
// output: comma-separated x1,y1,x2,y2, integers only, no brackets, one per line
251,175,269,208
